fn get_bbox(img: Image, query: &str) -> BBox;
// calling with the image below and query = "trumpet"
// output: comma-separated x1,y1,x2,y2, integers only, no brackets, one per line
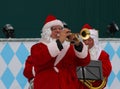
66,28,90,43
80,28,90,40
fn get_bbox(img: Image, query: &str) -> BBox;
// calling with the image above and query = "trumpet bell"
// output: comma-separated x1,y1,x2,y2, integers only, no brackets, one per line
66,28,90,43
80,28,90,40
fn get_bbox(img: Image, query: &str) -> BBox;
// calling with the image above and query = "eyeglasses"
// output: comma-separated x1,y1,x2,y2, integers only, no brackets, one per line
51,26,63,31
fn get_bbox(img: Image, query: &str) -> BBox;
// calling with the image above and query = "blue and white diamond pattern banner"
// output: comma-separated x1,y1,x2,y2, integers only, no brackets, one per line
0,38,120,89
100,39,120,89
0,39,37,89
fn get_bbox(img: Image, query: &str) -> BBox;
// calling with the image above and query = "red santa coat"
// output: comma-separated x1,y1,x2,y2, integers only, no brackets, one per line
23,41,90,89
79,50,112,89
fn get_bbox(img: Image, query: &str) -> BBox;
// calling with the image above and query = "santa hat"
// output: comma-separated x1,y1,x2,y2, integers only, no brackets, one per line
40,15,63,42
81,24,102,61
42,15,63,32
81,24,98,40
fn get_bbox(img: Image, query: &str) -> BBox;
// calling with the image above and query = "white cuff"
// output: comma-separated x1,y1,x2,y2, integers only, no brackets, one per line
74,42,88,58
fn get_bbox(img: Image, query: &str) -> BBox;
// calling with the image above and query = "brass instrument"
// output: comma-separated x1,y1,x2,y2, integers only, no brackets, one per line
66,28,90,43
80,28,90,40
66,33,80,43
80,77,107,89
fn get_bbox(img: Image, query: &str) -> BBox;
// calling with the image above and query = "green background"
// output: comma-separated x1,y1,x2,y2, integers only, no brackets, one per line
0,0,120,38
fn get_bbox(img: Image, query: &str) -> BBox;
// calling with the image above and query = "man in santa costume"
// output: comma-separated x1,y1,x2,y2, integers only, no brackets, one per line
23,15,90,89
79,24,112,89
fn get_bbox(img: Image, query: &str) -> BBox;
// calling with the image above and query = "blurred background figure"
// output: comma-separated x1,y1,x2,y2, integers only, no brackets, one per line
2,24,15,38
107,21,119,37
79,24,112,89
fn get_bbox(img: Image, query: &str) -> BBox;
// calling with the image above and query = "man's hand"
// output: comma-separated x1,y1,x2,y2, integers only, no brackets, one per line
58,28,71,43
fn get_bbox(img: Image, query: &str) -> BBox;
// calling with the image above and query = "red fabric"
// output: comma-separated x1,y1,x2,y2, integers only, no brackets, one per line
44,15,57,24
79,50,112,89
23,43,90,89
23,56,34,82
82,24,92,30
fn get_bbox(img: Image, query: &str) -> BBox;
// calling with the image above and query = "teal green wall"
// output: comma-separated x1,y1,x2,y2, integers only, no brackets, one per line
0,0,120,38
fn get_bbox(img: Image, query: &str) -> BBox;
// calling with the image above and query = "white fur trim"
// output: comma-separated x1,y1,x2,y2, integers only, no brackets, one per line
89,45,102,60
32,67,35,76
89,29,99,47
42,20,63,32
47,41,60,57
74,42,88,58
89,29,98,39
40,39,70,66
54,66,59,73
54,41,70,66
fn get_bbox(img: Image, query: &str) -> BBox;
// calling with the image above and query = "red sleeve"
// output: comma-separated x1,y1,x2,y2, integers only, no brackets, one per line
31,43,53,66
23,56,34,82
99,50,112,78
76,52,90,66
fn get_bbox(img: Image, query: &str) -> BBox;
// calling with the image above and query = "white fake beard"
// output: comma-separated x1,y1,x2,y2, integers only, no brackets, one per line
89,45,101,60
40,28,52,43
